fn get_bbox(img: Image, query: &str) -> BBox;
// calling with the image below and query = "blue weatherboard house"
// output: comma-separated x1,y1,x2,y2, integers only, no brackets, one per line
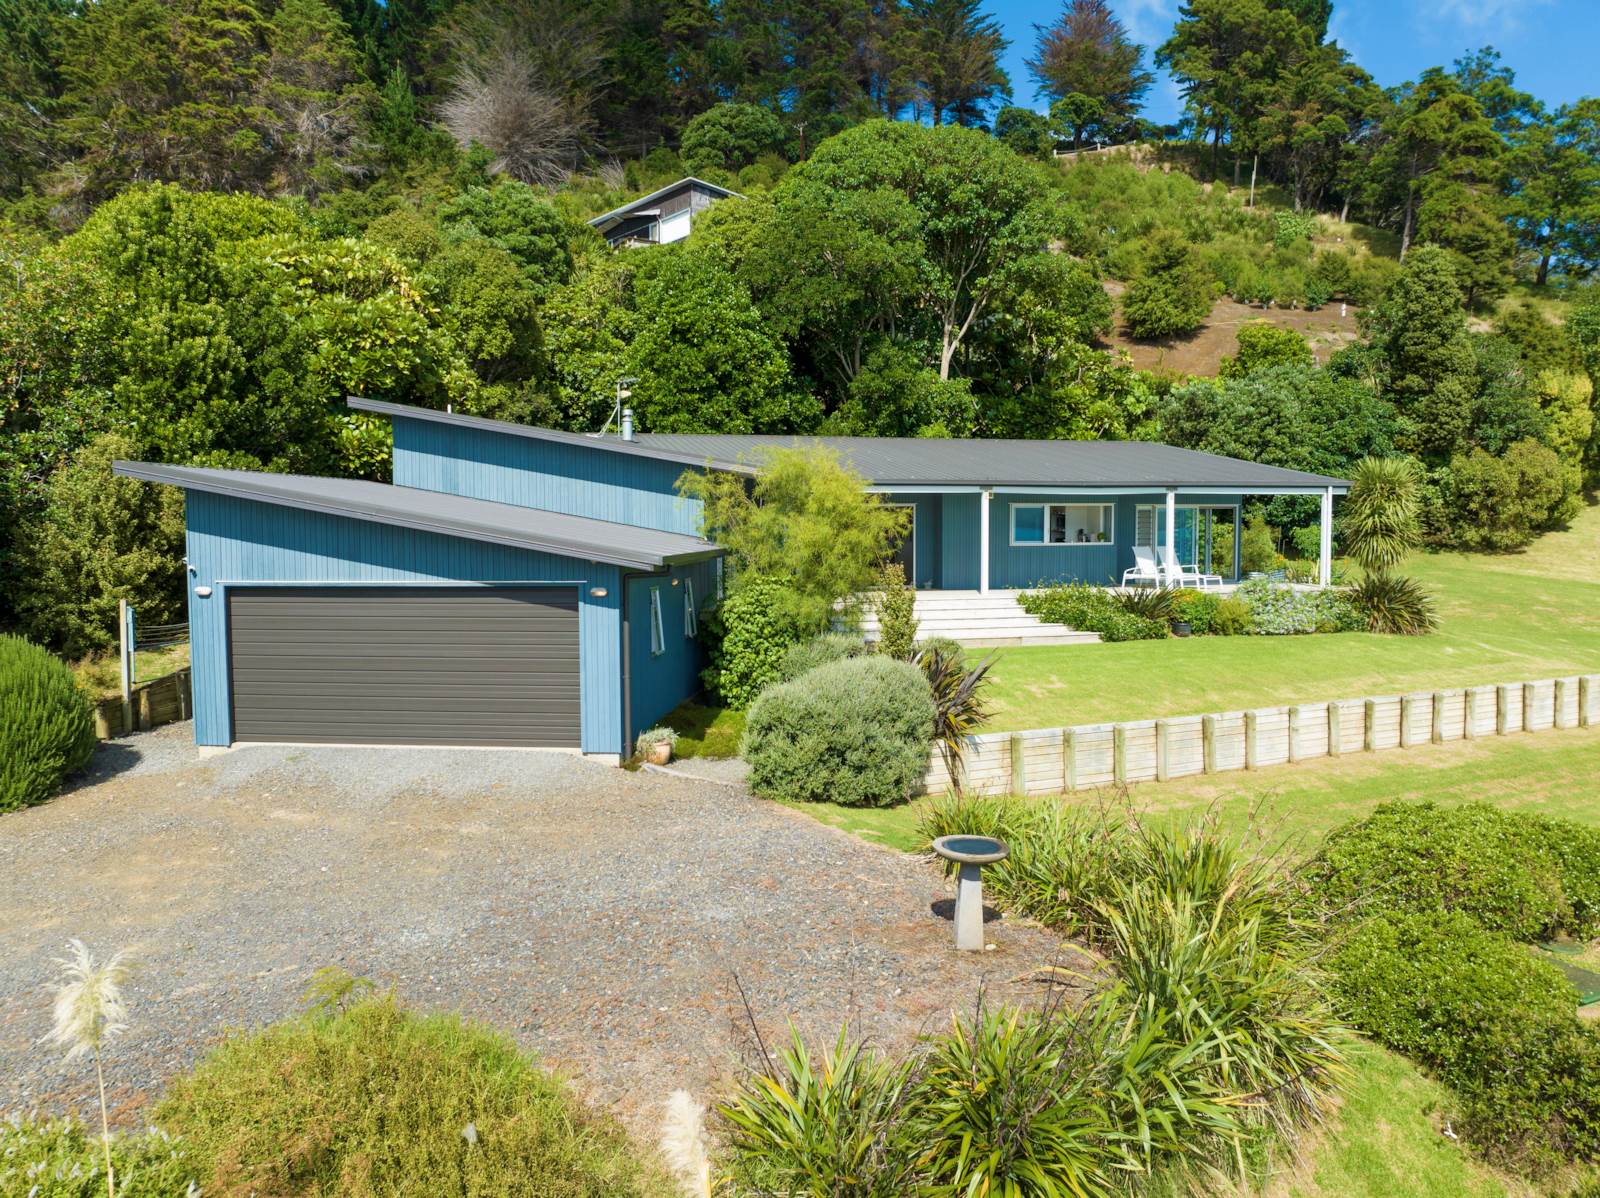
115,398,1347,758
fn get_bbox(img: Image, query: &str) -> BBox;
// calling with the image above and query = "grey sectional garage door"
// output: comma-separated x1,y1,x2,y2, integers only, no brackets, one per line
227,587,581,747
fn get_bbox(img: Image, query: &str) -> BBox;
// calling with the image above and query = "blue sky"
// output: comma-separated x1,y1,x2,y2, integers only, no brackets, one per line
989,0,1598,123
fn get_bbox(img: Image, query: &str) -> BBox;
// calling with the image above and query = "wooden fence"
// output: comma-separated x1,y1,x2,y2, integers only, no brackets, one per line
921,674,1600,796
93,668,193,740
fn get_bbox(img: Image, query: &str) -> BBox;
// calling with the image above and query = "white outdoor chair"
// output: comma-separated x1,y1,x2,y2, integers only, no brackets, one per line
1159,546,1224,590
1121,545,1163,588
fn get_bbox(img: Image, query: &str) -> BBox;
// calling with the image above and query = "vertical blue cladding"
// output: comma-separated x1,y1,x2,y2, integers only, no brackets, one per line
986,492,1246,587
624,556,720,745
880,492,941,589
183,491,624,754
392,418,706,535
990,493,1131,588
939,494,980,589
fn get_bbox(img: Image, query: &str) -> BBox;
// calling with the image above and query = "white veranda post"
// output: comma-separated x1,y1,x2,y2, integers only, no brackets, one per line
1319,486,1334,587
1165,489,1177,578
979,489,992,594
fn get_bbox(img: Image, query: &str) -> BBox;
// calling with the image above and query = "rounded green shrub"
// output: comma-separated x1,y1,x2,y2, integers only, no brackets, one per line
741,655,935,807
1304,802,1576,940
0,634,96,813
154,996,669,1197
775,633,869,684
700,574,805,708
1329,910,1600,1168
914,635,965,661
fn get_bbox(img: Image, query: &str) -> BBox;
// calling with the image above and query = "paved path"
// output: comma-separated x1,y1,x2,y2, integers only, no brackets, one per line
0,724,1066,1136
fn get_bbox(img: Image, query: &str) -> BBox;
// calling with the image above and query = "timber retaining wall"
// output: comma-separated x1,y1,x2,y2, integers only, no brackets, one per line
922,673,1600,796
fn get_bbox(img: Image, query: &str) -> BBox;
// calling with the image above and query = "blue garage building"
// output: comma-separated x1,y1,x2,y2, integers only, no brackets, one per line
117,396,1344,758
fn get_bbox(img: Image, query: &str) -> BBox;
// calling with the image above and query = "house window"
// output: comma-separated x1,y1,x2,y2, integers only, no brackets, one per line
649,586,665,656
683,579,697,637
1010,503,1114,546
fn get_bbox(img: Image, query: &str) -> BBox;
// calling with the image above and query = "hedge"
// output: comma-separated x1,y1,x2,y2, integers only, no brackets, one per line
1329,911,1600,1168
1303,801,1598,941
0,634,97,813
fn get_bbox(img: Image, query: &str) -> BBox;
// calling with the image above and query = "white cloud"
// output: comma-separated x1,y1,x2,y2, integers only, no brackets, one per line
1116,0,1182,50
1419,0,1553,28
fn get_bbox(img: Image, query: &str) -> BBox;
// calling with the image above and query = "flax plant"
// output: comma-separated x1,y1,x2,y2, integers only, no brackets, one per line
43,940,133,1198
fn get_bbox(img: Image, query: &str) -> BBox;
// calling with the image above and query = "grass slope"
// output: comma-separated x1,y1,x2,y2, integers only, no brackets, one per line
981,504,1600,733
1272,1043,1517,1198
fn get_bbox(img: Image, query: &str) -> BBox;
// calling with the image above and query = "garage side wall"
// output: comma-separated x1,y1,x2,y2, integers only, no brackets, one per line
623,557,721,748
392,418,704,536
184,492,623,753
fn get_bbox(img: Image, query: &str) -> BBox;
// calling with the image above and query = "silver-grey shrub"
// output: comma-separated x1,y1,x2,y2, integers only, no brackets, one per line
774,633,869,684
741,655,935,808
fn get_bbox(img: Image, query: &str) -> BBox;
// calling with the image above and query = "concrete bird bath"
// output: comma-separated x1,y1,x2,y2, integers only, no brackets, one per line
932,834,1009,951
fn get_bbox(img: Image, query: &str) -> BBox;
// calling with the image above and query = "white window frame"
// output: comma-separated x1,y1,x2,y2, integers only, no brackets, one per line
1136,503,1240,572
1009,502,1115,547
683,578,697,637
649,586,665,656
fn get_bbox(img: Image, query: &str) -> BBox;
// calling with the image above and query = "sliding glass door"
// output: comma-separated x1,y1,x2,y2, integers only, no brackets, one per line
1135,505,1239,580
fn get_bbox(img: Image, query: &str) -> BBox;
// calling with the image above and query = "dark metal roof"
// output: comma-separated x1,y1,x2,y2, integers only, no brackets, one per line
113,462,723,569
348,398,1349,492
347,397,745,472
631,434,1351,491
586,177,741,232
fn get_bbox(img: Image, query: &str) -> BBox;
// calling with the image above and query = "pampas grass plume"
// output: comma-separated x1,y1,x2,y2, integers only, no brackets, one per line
43,940,134,1198
659,1089,712,1198
45,940,131,1061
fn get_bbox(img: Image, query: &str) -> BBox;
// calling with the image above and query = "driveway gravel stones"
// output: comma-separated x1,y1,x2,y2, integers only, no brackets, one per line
0,724,1066,1137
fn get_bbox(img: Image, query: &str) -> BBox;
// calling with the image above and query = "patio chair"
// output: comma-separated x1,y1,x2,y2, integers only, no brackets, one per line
1121,545,1163,588
1159,546,1224,590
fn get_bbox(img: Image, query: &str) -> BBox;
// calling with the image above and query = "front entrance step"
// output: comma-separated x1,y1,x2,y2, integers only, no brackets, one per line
858,592,1099,647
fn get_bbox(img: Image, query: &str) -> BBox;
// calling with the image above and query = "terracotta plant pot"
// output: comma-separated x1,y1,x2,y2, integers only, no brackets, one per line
647,740,672,765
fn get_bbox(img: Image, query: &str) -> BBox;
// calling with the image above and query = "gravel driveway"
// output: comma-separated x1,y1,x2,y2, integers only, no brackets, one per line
0,725,1066,1137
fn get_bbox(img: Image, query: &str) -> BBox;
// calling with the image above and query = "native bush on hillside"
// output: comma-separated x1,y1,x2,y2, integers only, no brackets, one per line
1219,321,1313,378
0,634,97,813
680,103,787,173
1120,229,1215,339
8,433,187,656
1435,438,1576,551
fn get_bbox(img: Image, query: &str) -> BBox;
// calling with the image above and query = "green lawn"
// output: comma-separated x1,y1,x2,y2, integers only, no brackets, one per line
1273,1043,1522,1198
981,504,1600,732
658,701,746,759
790,724,1600,857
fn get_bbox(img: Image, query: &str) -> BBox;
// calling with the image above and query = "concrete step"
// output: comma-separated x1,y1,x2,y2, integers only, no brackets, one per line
859,591,1098,647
